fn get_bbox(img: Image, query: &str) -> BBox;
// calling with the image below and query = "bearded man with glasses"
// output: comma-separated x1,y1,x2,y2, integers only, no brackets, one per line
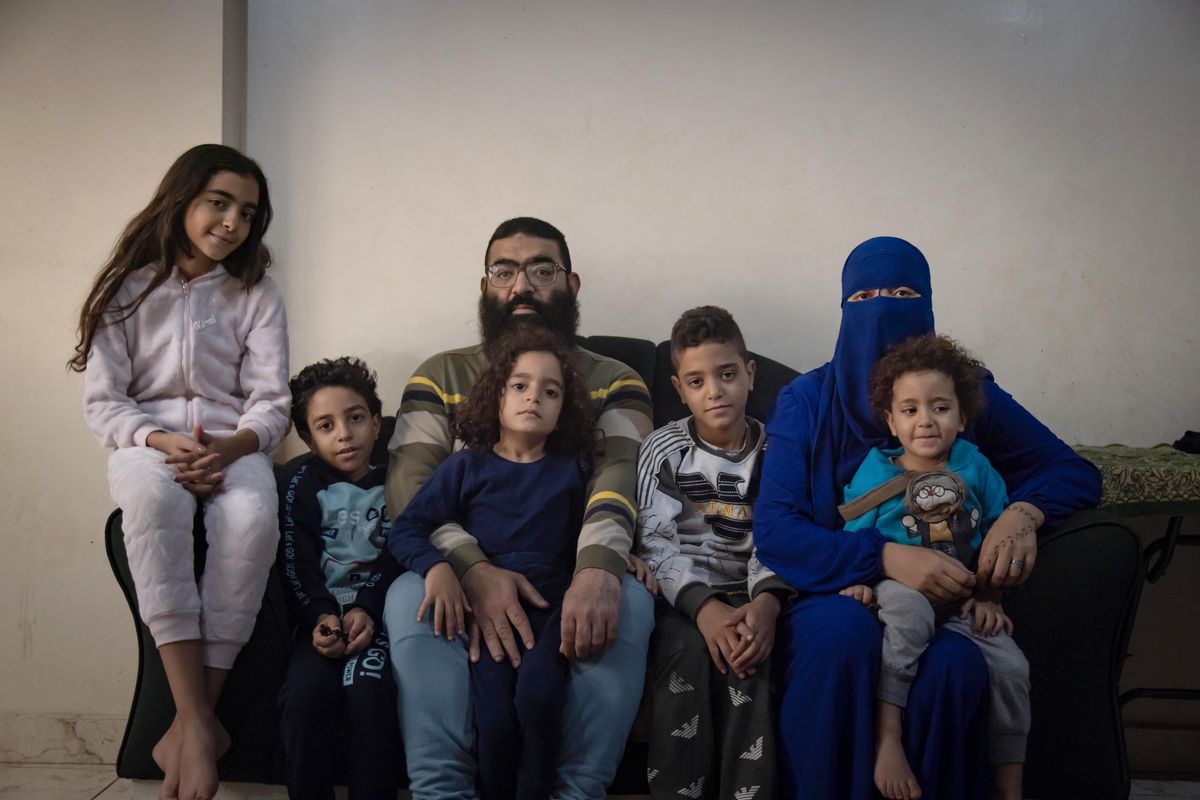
382,217,656,799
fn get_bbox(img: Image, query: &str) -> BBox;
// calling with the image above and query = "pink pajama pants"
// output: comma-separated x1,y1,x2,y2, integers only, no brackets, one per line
108,447,279,669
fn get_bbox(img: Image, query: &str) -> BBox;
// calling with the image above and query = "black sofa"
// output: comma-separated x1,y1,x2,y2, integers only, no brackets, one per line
105,335,1143,798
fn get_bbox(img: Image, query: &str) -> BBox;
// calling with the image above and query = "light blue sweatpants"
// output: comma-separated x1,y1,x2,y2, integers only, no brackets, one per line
384,571,654,800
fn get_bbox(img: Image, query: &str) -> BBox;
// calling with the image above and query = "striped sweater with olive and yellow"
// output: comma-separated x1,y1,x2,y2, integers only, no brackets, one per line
385,343,654,578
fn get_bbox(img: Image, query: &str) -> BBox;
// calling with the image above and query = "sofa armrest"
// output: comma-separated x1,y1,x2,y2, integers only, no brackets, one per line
1005,509,1143,800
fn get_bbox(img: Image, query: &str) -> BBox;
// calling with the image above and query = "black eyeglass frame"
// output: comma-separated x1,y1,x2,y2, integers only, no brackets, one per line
483,261,569,288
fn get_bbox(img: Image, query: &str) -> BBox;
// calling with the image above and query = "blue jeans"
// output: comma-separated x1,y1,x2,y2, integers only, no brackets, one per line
384,571,654,800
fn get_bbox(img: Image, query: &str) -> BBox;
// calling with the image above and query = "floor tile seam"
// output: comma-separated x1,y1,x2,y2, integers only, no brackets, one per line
90,776,119,800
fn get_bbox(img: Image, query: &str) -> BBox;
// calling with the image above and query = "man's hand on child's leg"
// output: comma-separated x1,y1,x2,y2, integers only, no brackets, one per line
560,568,621,660
462,561,547,666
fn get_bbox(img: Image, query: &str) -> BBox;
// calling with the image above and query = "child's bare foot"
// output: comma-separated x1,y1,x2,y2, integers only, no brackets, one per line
177,714,230,800
875,735,922,800
152,717,182,799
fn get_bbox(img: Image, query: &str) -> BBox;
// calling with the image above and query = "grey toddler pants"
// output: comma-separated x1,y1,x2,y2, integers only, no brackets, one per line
874,578,1031,764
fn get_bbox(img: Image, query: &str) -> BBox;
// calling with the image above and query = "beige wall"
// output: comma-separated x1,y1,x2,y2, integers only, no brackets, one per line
248,0,1199,451
0,0,235,760
2,0,1197,771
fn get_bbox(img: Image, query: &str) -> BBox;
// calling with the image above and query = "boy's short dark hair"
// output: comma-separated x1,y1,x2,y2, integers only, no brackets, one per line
869,333,985,422
289,356,383,437
669,305,749,370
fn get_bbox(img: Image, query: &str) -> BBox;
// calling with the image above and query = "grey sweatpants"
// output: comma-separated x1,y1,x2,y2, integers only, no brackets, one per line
874,579,1031,764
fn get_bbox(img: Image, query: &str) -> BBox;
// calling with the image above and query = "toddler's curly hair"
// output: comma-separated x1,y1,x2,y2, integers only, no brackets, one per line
455,327,599,468
870,333,985,422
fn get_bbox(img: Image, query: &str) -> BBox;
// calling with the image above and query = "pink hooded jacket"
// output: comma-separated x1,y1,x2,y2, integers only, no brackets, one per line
83,263,290,453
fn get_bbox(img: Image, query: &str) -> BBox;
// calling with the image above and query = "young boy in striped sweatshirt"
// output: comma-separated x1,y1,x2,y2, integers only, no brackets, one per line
638,306,792,800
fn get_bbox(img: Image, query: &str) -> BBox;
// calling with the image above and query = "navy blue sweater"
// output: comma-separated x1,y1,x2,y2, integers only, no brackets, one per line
279,459,403,629
389,447,584,597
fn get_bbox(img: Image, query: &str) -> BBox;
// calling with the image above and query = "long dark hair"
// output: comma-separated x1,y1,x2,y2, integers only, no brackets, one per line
68,144,273,372
455,328,599,469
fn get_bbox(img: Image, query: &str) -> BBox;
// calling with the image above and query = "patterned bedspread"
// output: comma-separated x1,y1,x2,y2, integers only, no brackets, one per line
1074,445,1200,517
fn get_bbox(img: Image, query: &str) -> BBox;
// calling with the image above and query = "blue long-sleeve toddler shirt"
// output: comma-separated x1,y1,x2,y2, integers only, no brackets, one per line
755,367,1102,595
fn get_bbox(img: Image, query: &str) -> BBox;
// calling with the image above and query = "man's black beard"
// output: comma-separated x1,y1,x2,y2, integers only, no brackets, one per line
477,288,581,347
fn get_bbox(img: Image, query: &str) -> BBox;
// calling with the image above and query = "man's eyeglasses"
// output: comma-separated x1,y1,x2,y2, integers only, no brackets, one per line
484,261,567,289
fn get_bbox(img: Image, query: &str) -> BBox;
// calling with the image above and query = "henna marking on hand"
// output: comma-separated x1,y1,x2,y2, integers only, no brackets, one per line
1009,504,1041,527
992,526,1035,550
1007,521,1035,541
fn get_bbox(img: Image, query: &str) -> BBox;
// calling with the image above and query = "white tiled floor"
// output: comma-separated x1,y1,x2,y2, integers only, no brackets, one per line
0,764,114,800
0,765,297,800
0,763,652,799
1,764,1197,800
1132,779,1200,799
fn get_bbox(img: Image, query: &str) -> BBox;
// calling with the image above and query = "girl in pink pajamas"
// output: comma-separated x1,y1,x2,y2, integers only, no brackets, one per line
71,145,289,800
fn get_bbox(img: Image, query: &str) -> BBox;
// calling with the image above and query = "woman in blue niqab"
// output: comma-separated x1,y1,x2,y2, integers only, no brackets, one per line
820,236,935,505
755,236,1101,799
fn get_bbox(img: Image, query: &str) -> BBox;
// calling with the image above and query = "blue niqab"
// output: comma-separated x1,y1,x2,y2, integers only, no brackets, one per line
815,236,936,508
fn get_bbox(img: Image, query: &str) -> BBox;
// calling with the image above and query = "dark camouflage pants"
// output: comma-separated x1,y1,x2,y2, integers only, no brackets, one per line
646,598,776,800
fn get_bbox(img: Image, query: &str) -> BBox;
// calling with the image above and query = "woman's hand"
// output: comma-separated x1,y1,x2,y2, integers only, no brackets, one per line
976,502,1042,589
882,543,975,603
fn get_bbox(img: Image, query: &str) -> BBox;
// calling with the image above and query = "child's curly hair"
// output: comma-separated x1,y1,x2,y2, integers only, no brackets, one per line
289,356,383,437
455,327,599,468
869,333,986,423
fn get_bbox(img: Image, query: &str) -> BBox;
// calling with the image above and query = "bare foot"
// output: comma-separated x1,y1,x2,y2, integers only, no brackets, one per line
875,735,922,800
177,714,230,800
152,717,182,799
